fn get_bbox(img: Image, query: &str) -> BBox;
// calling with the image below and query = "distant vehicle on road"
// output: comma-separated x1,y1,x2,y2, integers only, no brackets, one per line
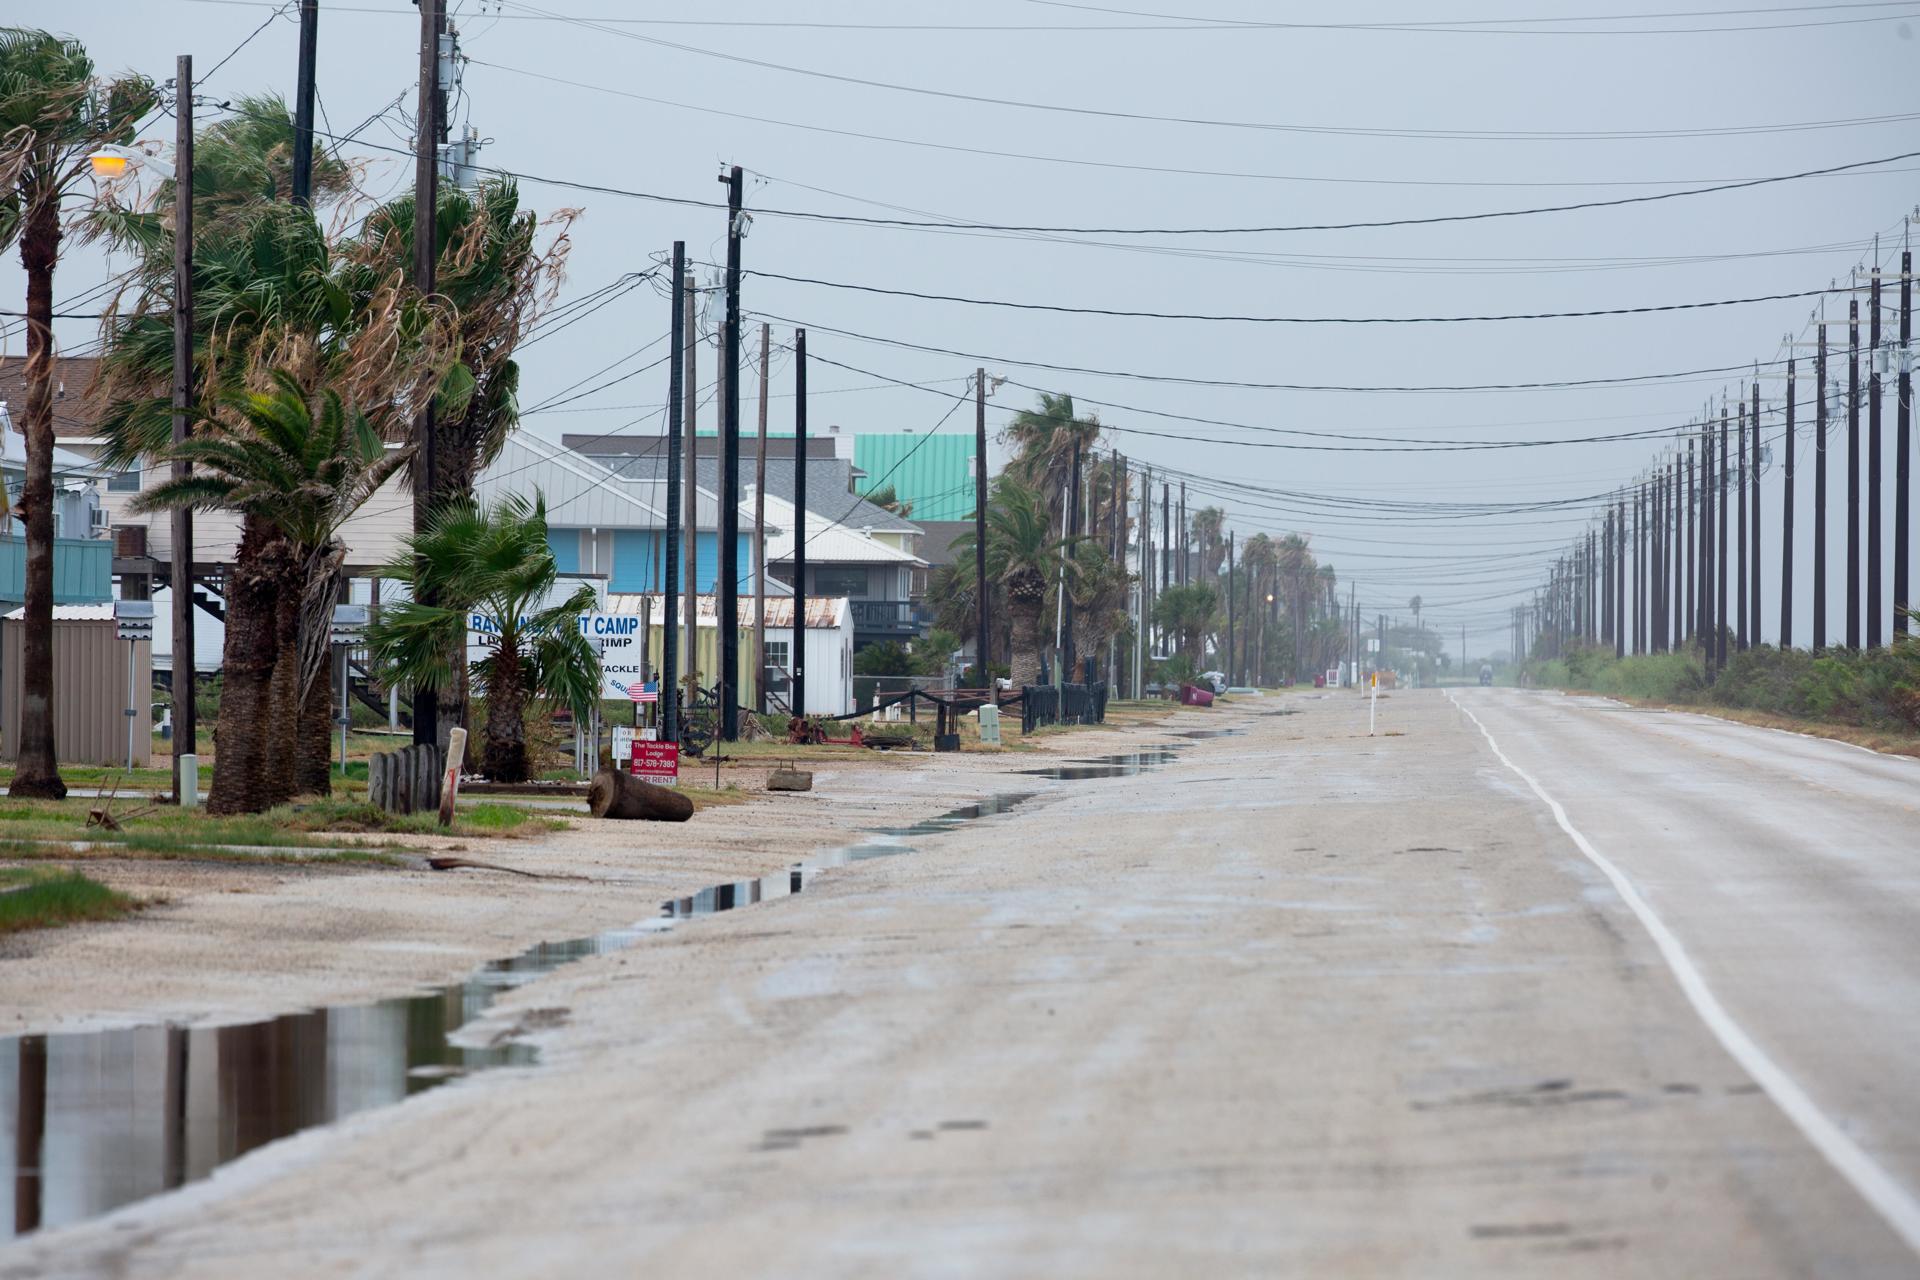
1479,664,1494,686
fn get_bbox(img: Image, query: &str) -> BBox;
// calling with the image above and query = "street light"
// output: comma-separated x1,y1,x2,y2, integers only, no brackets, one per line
88,144,174,181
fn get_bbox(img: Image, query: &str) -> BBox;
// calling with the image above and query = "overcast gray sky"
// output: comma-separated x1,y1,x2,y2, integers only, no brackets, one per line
8,0,1918,661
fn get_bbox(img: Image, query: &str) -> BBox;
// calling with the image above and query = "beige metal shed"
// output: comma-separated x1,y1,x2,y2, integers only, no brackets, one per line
1,604,152,766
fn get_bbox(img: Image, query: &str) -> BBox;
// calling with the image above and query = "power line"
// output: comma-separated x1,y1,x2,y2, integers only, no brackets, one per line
498,1,1920,144
740,267,1837,325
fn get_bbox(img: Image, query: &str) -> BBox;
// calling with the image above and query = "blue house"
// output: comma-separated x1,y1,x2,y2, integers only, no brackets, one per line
477,432,763,596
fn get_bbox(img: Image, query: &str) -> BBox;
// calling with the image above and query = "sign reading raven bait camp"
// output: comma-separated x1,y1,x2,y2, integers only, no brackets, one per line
581,612,648,701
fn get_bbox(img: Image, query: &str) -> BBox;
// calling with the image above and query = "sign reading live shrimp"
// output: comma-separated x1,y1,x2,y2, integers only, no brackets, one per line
580,612,647,700
630,739,679,786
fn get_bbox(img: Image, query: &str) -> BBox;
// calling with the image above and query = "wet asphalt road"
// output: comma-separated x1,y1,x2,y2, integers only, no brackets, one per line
7,688,1920,1277
1452,687,1920,1255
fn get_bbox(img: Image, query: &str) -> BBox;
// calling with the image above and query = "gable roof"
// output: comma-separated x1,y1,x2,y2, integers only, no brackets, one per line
0,356,101,438
760,491,925,567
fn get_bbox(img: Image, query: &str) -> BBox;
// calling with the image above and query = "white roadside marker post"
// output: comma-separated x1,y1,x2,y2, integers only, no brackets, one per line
438,726,467,828
1369,670,1378,737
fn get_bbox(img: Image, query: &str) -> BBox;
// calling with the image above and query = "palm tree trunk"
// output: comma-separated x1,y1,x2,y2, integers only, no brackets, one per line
294,658,333,796
479,643,528,782
8,202,66,799
208,519,301,814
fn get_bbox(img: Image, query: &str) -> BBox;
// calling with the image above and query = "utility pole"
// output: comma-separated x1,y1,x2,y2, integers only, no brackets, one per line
974,368,990,686
1651,479,1663,652
290,0,318,206
1063,434,1081,675
1749,376,1761,646
1848,295,1862,649
1685,437,1695,648
1160,483,1170,593
1737,400,1748,649
1135,464,1148,696
1782,356,1796,648
1672,455,1683,651
661,243,684,746
717,164,743,738
1728,408,1743,671
1897,230,1913,636
409,0,443,748
682,276,698,696
752,322,769,712
1615,500,1626,659
170,57,196,802
1815,320,1829,651
1868,259,1885,648
1178,484,1187,585
1702,418,1715,676
1735,401,1751,652
791,329,807,719
1225,533,1235,686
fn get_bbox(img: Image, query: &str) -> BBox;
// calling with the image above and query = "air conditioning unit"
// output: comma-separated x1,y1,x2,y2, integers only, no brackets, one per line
90,506,111,533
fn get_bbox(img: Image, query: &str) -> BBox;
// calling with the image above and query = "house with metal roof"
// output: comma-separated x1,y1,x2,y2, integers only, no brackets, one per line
852,432,979,524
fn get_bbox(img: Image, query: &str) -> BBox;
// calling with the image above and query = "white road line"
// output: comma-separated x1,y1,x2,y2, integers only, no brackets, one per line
1448,690,1920,1260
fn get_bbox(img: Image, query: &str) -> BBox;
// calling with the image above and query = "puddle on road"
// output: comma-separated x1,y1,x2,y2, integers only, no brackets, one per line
662,793,1035,919
1,788,1042,1241
1018,748,1184,781
1173,727,1247,740
0,921,663,1241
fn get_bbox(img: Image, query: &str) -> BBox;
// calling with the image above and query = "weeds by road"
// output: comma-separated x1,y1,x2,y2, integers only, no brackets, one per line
0,868,135,934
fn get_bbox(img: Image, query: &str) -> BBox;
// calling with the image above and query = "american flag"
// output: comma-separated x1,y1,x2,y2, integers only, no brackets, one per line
629,680,658,704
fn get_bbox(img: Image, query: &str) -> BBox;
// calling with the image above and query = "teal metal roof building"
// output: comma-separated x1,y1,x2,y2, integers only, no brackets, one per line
853,434,976,522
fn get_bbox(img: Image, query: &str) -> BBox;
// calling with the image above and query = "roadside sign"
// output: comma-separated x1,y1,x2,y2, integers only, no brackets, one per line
631,739,679,786
581,611,647,700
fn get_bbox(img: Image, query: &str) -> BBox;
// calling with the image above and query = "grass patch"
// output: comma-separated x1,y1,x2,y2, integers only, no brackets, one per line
0,868,135,934
0,796,564,853
0,839,405,868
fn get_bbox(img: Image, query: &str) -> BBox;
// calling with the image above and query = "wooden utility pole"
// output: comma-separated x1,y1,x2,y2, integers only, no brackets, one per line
1848,295,1862,649
1782,356,1796,648
170,56,196,801
1868,260,1884,648
661,243,684,745
410,0,442,747
1737,400,1748,649
974,368,989,685
752,322,769,712
1749,376,1761,646
717,165,743,739
290,0,318,206
1897,231,1913,635
1815,321,1829,651
791,330,807,718
1718,406,1730,671
682,278,698,693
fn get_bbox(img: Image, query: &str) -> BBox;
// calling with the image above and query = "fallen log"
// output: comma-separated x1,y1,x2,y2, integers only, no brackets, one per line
588,768,695,822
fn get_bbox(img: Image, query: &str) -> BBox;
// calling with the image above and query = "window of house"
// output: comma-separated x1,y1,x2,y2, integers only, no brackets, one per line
108,463,141,493
813,566,868,597
764,638,790,672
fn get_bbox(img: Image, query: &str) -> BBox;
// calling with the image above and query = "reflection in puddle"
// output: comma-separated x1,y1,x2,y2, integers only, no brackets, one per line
3,789,1039,1239
662,793,1034,919
1,921,661,1241
1174,728,1247,740
1019,748,1183,781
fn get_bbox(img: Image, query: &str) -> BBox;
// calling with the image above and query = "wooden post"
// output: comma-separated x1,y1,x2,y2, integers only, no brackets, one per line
437,727,466,827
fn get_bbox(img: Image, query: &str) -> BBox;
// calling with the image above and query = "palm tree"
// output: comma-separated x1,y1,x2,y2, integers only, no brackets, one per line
134,373,410,812
0,29,155,797
340,178,572,749
1004,392,1099,522
368,493,599,783
1153,583,1218,665
1190,506,1226,583
951,474,1074,686
1409,595,1423,636
863,482,912,518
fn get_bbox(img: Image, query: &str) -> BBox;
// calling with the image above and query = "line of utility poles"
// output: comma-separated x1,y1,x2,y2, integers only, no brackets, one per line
1524,233,1913,676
